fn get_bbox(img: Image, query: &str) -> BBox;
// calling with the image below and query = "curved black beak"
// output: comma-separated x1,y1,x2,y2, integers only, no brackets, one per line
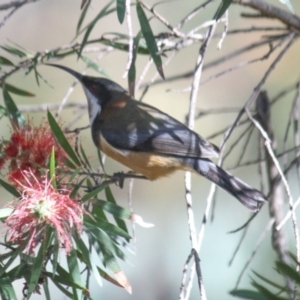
46,63,83,81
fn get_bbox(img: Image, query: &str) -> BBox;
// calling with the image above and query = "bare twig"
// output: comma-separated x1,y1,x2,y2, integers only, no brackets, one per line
233,0,300,31
123,0,134,80
221,33,295,150
256,91,294,297
180,21,217,300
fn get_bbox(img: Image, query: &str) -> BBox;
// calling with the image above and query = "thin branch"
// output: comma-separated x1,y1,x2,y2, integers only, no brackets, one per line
181,21,217,300
233,0,300,30
221,33,295,150
123,0,134,80
256,91,294,297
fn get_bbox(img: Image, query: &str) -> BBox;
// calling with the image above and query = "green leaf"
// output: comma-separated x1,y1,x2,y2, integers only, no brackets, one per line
6,261,30,280
48,264,85,290
67,249,83,300
0,45,26,58
97,149,106,172
252,270,284,290
116,0,126,24
52,235,59,276
105,186,128,235
136,2,164,79
99,38,148,54
80,55,108,76
0,208,13,221
80,143,91,169
96,199,131,220
76,0,91,34
0,56,14,66
78,0,115,58
43,278,51,300
86,222,126,261
0,244,25,279
86,212,130,239
74,233,92,269
47,110,81,166
0,104,7,116
26,241,45,299
70,177,85,198
252,280,289,300
276,261,300,284
214,0,232,20
0,82,35,97
0,178,20,198
81,185,105,203
2,85,26,129
128,31,142,96
230,289,268,300
48,276,73,298
0,267,17,300
49,147,57,189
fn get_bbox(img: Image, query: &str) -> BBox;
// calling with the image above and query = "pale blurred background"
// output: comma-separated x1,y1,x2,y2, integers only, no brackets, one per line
0,0,300,299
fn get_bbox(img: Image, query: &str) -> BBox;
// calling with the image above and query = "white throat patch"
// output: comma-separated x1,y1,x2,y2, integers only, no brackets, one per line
83,87,101,124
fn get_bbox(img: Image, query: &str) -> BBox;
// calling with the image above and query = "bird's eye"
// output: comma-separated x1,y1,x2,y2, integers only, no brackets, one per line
90,84,97,91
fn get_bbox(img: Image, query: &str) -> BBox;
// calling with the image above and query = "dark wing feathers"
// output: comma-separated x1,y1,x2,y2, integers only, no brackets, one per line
99,99,219,159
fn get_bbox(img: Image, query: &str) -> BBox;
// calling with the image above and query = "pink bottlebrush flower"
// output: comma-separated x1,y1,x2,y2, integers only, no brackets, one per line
5,170,84,254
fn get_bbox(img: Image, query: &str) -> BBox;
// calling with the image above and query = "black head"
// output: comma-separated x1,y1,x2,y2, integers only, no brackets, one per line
46,64,127,124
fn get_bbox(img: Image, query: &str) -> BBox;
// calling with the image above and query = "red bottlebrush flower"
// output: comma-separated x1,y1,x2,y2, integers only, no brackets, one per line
1,122,72,186
5,170,84,255
4,143,18,158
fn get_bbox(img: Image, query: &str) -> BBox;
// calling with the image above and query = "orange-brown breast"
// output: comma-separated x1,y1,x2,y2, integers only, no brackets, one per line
99,134,189,180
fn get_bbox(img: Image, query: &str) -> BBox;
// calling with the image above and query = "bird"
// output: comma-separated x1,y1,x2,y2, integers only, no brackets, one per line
47,64,267,212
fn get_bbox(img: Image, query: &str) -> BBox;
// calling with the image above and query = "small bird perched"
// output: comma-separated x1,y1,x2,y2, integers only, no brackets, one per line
48,64,267,212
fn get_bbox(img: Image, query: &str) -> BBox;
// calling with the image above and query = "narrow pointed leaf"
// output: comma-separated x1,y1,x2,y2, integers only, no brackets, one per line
80,144,91,169
85,222,126,261
88,213,130,239
2,86,26,129
0,178,20,198
276,261,300,284
67,249,83,300
49,147,57,189
81,185,105,202
49,279,73,298
26,242,45,299
0,104,7,116
0,45,26,58
77,0,91,33
47,111,81,166
96,199,131,220
251,281,288,299
0,268,17,300
117,0,126,24
128,31,142,96
105,186,128,234
80,55,108,76
0,83,35,97
78,0,115,58
230,289,267,300
136,2,164,79
0,56,14,66
214,0,232,20
43,278,51,300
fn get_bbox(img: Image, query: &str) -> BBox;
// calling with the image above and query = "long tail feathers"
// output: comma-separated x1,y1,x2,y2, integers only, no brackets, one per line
193,158,267,212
